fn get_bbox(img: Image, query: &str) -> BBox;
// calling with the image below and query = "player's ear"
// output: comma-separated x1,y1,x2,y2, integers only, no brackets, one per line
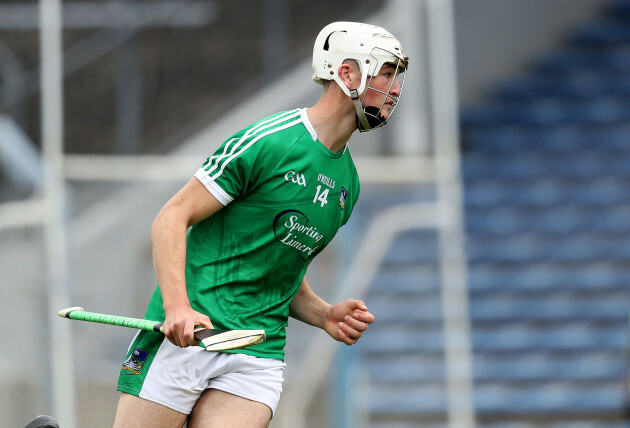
338,61,360,91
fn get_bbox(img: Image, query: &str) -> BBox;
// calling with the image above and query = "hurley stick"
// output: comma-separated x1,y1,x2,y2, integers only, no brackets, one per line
58,307,265,351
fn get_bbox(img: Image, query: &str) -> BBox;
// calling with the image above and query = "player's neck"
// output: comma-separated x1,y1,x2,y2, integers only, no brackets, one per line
307,94,356,153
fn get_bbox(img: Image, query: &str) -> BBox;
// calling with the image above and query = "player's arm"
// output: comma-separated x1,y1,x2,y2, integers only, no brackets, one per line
289,276,374,345
151,176,224,348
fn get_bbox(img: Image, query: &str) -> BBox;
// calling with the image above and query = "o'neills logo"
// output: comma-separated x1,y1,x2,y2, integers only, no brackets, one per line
273,209,326,261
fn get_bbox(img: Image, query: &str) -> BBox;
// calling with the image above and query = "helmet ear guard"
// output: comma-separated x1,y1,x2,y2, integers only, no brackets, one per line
312,22,408,132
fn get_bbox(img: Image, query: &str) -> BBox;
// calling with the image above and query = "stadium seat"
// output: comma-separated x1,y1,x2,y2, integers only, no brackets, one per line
493,72,630,101
572,20,630,45
535,47,630,73
367,267,441,294
473,351,625,381
367,383,447,416
362,355,446,383
474,381,624,412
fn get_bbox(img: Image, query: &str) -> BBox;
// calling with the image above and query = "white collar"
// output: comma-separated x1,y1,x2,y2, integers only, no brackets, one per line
300,108,318,141
300,108,348,154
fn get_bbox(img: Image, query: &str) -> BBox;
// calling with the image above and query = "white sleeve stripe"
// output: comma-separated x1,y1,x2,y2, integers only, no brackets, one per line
208,117,303,183
203,110,299,176
194,168,233,205
202,137,239,170
202,109,301,177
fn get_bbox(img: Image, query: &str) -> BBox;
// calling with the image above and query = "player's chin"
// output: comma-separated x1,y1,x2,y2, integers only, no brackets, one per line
380,105,393,119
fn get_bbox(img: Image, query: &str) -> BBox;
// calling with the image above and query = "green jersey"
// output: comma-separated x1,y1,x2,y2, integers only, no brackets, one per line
145,108,360,360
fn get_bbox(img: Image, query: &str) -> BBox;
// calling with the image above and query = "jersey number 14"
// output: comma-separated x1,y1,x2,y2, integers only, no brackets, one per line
313,185,329,207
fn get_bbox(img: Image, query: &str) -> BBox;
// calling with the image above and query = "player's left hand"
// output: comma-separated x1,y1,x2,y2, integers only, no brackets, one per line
325,299,374,346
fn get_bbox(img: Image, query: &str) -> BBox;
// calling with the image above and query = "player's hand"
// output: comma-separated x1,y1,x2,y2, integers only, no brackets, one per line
325,299,374,346
162,305,213,348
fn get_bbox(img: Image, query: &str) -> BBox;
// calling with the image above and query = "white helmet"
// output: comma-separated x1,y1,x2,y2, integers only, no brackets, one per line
312,21,408,132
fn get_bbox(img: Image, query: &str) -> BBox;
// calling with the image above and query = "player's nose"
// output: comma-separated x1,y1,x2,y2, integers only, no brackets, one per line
390,77,401,97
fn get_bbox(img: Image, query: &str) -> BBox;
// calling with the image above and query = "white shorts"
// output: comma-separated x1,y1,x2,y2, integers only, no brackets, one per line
129,338,286,416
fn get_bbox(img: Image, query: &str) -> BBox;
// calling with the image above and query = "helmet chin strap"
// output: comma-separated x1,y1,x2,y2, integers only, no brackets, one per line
350,89,386,132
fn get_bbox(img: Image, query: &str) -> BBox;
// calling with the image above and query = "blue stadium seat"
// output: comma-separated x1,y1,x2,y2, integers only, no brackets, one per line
536,47,630,73
463,152,630,183
382,231,439,265
463,98,630,128
468,264,630,292
607,0,630,17
572,20,630,45
362,356,446,383
465,179,575,208
466,206,593,235
368,267,441,294
474,381,624,412
573,178,628,206
466,234,550,264
367,383,447,416
547,422,630,428
465,124,630,154
494,71,630,101
367,295,443,324
469,292,630,322
472,323,627,352
467,177,629,209
594,204,630,232
360,327,444,354
473,351,626,382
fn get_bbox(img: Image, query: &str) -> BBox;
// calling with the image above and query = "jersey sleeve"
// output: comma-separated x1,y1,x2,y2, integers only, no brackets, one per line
195,110,304,205
194,129,260,205
194,122,294,205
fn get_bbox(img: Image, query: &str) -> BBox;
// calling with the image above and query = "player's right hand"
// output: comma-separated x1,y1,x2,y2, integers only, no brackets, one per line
162,305,213,348
325,299,374,346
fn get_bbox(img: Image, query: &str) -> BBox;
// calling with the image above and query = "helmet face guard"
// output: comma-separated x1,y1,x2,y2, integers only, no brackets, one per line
350,52,407,132
312,22,409,132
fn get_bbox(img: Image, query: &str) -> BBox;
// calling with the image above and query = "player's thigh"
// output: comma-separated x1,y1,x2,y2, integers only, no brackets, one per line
112,392,188,428
187,388,272,428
